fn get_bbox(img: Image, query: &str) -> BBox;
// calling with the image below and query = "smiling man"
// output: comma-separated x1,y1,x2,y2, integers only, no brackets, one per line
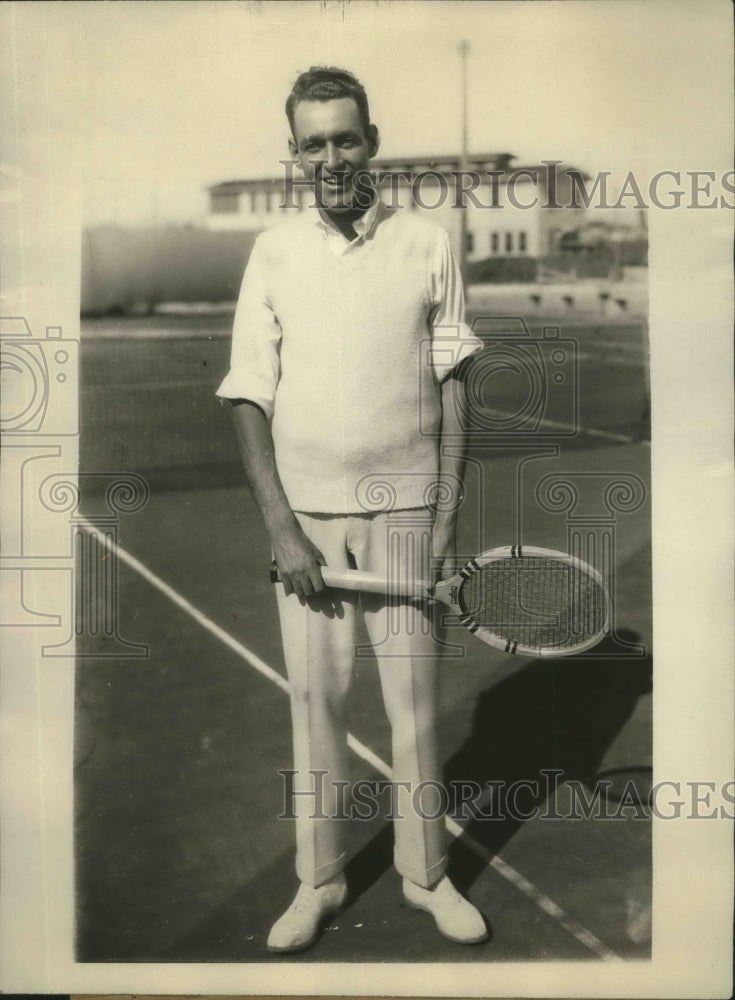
217,66,486,953
290,92,376,232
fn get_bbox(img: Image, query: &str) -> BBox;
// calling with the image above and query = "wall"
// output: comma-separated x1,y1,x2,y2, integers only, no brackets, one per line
81,226,256,315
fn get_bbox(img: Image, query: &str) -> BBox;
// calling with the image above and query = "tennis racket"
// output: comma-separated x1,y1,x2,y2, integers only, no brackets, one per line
270,545,611,658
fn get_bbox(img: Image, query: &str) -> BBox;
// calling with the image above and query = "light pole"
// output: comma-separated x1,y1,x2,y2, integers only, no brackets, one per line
458,40,470,284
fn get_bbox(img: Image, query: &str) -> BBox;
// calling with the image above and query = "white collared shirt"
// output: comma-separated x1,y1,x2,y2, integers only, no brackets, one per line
312,197,382,257
216,205,483,511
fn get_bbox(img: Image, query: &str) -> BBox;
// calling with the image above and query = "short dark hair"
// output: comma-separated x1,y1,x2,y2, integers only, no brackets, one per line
286,66,371,136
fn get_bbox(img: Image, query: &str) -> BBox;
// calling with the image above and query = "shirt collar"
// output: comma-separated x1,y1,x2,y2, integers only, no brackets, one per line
312,195,382,242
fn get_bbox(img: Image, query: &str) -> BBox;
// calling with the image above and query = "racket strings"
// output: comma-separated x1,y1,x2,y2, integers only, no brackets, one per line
458,557,607,652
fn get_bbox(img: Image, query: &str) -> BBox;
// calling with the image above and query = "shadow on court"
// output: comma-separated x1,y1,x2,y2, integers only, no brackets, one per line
444,631,652,865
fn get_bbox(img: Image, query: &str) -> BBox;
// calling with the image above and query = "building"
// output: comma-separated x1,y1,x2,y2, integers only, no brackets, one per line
206,153,589,263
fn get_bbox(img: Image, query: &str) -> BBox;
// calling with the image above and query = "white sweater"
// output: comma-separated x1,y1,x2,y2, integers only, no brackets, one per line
217,205,482,513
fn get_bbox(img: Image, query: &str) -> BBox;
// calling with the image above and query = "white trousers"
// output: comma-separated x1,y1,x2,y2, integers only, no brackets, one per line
275,508,447,889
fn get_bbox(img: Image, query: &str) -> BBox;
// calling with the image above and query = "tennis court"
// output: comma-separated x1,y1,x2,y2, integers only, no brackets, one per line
75,308,652,963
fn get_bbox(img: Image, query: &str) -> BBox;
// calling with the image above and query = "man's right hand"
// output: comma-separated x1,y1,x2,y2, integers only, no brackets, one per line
272,519,326,598
229,403,327,599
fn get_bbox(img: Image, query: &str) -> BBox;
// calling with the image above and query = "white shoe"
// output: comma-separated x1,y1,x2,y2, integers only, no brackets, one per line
267,874,348,953
403,875,488,944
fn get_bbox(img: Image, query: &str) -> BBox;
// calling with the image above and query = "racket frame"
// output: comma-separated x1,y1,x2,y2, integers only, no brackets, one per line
433,544,611,658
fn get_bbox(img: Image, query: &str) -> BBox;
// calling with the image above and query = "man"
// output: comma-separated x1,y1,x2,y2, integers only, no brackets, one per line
217,66,486,953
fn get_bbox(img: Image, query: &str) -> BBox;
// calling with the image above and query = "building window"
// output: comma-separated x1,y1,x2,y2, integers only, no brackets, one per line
466,231,474,254
264,191,272,213
519,231,527,253
211,192,239,214
491,232,499,254
505,231,513,253
250,191,257,213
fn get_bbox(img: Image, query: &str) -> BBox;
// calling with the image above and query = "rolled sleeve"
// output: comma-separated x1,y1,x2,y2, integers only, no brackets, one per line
216,238,282,419
428,229,483,382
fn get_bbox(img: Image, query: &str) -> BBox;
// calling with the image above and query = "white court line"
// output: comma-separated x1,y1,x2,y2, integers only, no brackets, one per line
477,407,651,447
78,517,622,962
581,338,648,352
81,379,208,392
575,352,647,370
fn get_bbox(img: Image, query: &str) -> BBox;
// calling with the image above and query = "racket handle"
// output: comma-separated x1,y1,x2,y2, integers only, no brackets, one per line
321,567,431,599
269,561,431,600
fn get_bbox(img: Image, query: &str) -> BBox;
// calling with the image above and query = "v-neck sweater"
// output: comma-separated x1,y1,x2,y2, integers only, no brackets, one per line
219,207,481,513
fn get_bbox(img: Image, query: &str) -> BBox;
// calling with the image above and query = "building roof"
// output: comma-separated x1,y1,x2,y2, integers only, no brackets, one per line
369,151,517,171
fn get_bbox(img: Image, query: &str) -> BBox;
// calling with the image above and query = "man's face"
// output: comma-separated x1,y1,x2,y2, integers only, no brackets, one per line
289,97,379,212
